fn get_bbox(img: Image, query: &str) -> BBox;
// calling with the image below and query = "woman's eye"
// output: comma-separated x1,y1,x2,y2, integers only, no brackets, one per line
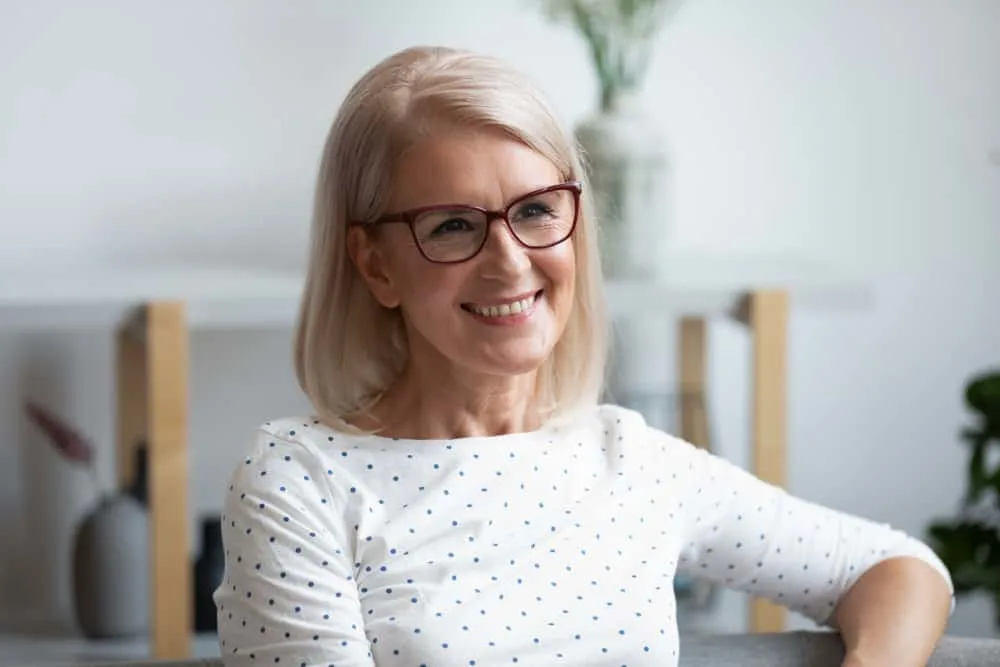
432,218,472,234
514,203,553,219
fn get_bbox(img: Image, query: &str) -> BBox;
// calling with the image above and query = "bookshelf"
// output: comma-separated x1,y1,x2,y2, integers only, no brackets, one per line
0,253,869,658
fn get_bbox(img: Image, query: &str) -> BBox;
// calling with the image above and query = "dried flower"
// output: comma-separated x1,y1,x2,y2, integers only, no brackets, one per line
24,401,94,465
538,0,679,110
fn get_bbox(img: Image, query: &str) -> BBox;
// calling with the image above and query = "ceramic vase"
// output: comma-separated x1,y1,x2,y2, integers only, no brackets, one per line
575,90,670,279
71,493,149,638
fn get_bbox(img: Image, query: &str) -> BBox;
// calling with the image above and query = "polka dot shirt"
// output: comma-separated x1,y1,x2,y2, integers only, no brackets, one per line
214,405,953,667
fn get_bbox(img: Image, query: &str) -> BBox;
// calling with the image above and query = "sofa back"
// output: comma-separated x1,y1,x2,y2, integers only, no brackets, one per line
74,631,1000,667
678,631,999,666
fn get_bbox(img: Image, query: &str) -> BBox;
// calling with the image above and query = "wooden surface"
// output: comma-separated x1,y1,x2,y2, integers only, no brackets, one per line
114,303,194,659
747,290,790,633
145,302,192,659
115,304,193,658
677,317,710,450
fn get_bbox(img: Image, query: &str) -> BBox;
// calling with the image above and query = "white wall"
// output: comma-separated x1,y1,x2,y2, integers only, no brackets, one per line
1,0,998,638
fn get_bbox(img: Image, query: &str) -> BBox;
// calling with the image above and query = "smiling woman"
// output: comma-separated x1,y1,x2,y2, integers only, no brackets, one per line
343,128,585,425
212,45,955,667
292,50,608,439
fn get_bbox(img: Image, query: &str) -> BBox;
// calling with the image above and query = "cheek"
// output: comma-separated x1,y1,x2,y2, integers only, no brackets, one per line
382,241,430,295
540,243,576,291
546,246,577,326
389,255,462,313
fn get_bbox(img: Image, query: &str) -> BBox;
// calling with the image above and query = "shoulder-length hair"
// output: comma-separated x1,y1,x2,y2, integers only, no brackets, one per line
293,45,609,434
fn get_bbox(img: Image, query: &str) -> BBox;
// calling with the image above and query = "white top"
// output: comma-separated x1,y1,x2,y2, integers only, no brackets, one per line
214,405,952,667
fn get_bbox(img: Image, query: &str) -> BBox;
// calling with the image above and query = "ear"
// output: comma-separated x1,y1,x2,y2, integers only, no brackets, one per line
346,226,402,309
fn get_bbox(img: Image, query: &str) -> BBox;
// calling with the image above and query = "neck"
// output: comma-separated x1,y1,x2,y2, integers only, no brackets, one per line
367,359,541,440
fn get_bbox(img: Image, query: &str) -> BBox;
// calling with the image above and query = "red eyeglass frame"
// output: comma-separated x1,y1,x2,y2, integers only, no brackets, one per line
352,181,583,264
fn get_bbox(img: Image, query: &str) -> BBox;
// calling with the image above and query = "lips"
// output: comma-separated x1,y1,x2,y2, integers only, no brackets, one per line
461,290,543,318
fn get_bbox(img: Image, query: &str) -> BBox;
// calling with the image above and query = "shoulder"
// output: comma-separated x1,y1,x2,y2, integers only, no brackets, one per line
237,415,359,460
593,403,652,433
219,418,362,564
553,402,649,435
223,415,363,505
588,403,687,449
587,403,716,467
255,415,340,448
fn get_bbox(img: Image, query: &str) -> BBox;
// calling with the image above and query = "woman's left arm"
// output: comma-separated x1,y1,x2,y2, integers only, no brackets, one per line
659,431,955,667
833,555,952,667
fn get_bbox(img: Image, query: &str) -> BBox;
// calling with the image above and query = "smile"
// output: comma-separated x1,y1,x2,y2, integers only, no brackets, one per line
462,291,542,319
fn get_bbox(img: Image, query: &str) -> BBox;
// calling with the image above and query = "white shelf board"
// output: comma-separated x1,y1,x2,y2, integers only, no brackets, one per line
605,251,871,320
0,266,303,331
0,253,869,332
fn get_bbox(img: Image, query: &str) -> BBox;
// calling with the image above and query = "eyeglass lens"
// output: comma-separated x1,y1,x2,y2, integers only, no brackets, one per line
411,187,576,262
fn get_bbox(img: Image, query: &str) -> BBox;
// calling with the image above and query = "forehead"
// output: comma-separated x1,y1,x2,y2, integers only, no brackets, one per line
388,127,563,211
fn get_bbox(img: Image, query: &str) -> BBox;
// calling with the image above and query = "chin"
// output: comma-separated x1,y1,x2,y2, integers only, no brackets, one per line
464,343,553,377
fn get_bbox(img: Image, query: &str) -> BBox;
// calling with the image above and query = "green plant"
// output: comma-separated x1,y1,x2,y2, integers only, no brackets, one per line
537,0,680,111
927,369,1000,623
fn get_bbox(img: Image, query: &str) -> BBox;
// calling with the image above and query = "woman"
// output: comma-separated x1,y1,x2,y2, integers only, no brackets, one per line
214,46,953,667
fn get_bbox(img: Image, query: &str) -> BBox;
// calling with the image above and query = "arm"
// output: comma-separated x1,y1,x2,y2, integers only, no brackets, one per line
833,556,952,667
659,430,954,662
214,430,375,667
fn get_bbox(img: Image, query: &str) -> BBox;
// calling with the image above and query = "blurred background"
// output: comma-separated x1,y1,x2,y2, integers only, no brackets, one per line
0,0,997,663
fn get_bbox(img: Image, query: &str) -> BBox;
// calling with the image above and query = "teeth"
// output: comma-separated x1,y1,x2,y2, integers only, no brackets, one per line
469,295,536,318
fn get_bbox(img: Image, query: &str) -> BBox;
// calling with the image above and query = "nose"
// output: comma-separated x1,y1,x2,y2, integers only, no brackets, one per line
477,216,530,278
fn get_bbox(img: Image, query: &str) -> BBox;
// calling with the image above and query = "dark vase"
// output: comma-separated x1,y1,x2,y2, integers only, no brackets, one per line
126,441,148,507
194,515,225,632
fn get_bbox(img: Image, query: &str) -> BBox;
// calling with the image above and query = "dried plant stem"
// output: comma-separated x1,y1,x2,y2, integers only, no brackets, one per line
539,0,674,111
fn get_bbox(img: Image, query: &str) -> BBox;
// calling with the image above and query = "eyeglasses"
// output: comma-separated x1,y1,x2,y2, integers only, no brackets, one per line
358,181,582,264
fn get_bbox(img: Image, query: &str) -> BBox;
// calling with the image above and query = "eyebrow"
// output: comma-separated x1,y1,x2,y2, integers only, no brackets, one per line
394,182,564,211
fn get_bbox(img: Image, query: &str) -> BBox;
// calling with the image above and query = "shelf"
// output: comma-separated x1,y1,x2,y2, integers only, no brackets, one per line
0,631,220,667
0,252,824,650
0,265,302,331
605,251,870,320
0,252,870,332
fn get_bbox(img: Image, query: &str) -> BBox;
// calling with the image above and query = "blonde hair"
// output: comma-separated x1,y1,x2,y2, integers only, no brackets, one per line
293,45,609,433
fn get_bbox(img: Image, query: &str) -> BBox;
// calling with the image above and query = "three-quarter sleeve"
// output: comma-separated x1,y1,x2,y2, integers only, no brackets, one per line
214,430,375,667
657,430,955,626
